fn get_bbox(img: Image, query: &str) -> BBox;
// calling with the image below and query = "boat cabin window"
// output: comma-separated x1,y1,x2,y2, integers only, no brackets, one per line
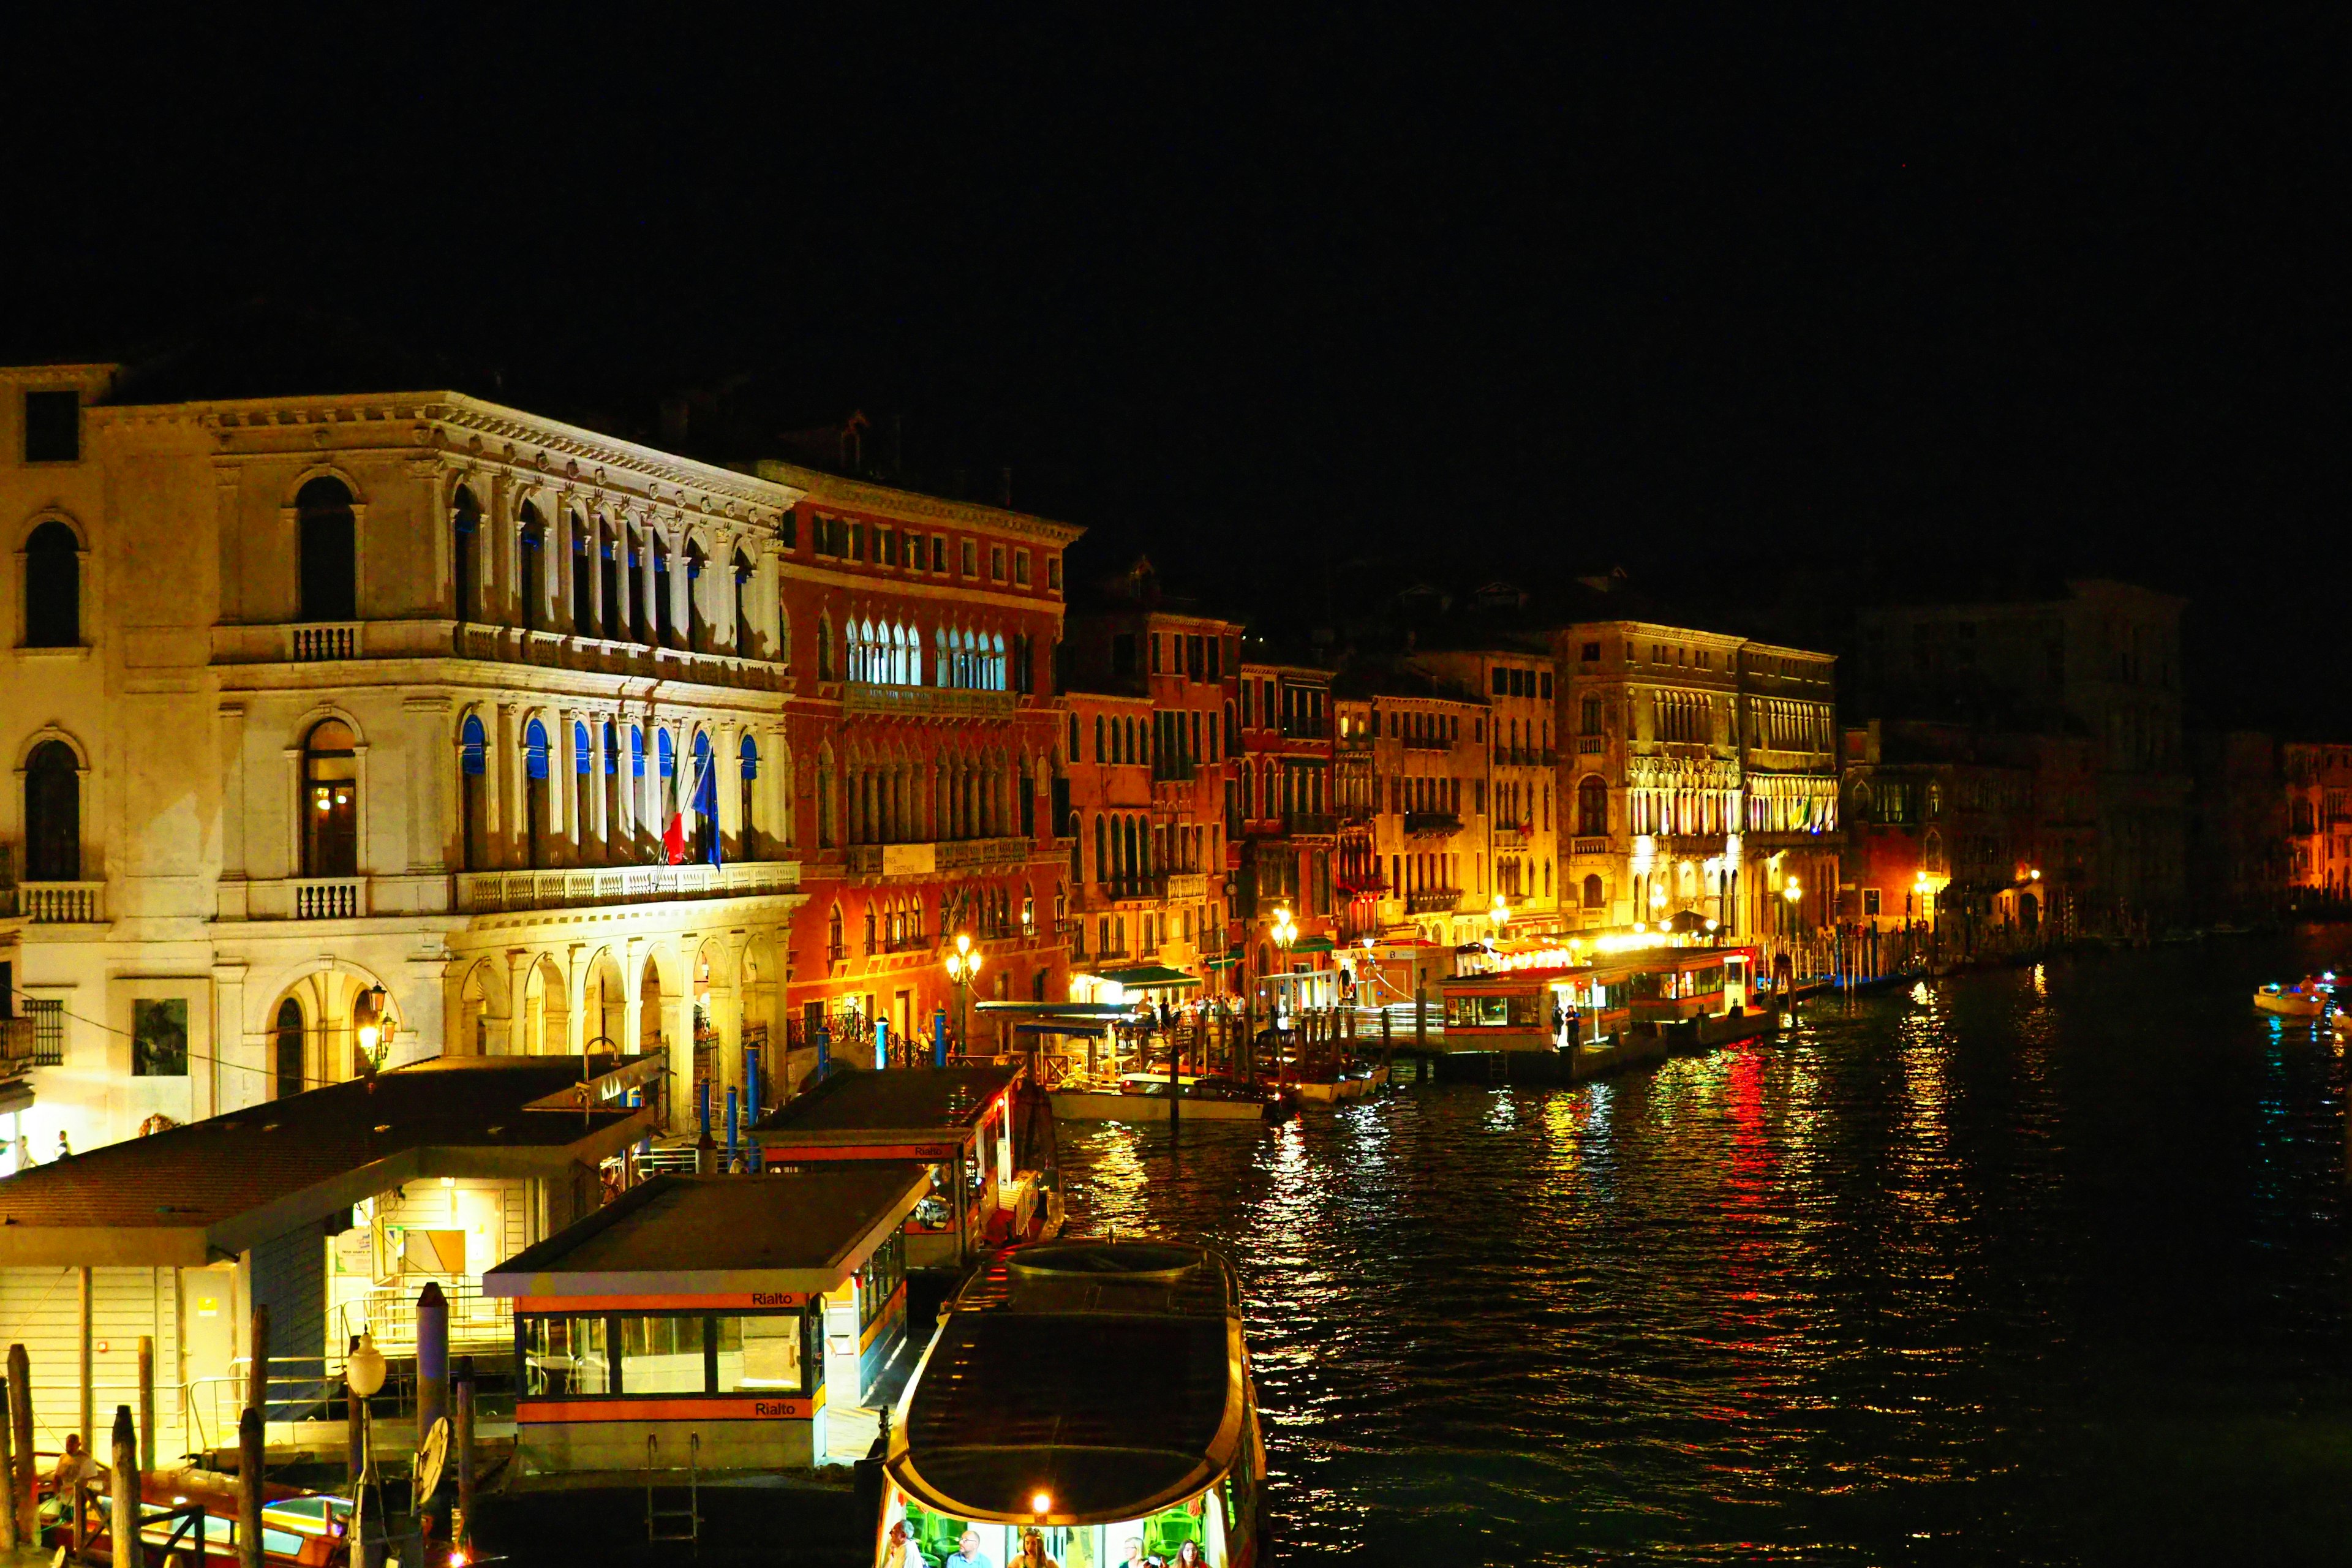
855,1231,908,1333
892,1492,1234,1568
1446,992,1543,1028
521,1308,816,1399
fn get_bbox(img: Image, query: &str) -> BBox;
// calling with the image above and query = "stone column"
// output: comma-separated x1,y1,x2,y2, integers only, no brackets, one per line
565,943,589,1057
209,963,247,1116
505,949,530,1058
621,935,646,1059
671,943,699,1134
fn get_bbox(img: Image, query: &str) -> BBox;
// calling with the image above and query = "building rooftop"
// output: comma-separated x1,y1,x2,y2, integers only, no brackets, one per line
752,1065,1020,1142
0,1055,658,1266
483,1168,930,1298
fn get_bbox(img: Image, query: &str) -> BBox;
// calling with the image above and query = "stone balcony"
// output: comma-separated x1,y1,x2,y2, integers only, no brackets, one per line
213,619,794,696
1406,886,1463,914
841,682,1019,720
1164,872,1207,902
843,837,1032,878
13,882,105,925
455,859,799,914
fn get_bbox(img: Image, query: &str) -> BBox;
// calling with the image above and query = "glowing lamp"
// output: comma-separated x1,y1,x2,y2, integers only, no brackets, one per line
344,1332,387,1398
353,985,390,1057
1031,1491,1052,1517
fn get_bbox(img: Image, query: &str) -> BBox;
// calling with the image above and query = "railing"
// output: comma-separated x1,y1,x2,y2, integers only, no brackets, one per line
1153,759,1199,783
336,1280,514,1358
18,881,104,923
842,682,1018,718
1280,722,1331,740
843,836,1031,876
1284,812,1340,837
1102,875,1168,902
1491,747,1558,767
881,932,935,954
1403,812,1461,836
290,876,364,919
454,858,799,913
1577,737,1605,755
0,1016,37,1077
1406,887,1463,913
1164,872,1207,902
287,621,361,660
1571,837,1612,855
1404,735,1452,752
1493,826,1528,849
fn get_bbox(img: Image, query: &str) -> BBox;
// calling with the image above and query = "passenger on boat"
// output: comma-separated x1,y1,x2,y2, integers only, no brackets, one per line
945,1529,997,1568
883,1519,930,1568
49,1433,106,1493
1120,1536,1150,1568
1171,1541,1208,1566
1013,1527,1061,1568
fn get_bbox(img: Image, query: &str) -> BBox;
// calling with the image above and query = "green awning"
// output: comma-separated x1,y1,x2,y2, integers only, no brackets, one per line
1092,965,1202,989
1203,954,1242,969
1286,936,1338,954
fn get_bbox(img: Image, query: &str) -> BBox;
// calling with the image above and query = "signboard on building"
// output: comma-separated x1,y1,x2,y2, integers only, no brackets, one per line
882,843,937,876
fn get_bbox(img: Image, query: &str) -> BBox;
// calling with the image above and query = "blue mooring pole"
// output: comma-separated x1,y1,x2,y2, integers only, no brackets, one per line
725,1085,740,1167
815,1025,831,1082
934,1008,949,1068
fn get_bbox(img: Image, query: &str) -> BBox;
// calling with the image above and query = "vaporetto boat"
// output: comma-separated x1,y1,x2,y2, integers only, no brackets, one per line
877,1239,1270,1566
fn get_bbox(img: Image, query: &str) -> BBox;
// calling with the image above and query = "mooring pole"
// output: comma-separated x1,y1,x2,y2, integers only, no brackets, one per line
111,1403,143,1568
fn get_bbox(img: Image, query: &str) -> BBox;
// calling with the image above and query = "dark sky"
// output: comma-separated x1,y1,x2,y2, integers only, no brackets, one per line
7,9,2335,727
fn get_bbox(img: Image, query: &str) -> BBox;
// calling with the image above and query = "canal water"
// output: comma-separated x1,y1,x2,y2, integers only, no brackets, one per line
1055,931,2352,1565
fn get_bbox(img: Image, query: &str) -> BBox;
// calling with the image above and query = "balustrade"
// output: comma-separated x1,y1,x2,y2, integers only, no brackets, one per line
454,859,797,913
18,881,104,923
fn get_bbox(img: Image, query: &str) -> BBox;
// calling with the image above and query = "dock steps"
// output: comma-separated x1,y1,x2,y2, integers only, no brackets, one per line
644,1431,701,1545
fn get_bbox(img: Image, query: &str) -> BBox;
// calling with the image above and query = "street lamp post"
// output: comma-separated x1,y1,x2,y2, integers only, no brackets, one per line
345,1332,387,1559
1268,906,1297,1080
943,933,983,1063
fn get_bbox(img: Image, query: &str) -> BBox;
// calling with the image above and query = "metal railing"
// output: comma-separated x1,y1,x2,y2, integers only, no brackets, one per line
0,1016,37,1076
1406,887,1463,913
1403,812,1461,836
336,1280,515,1359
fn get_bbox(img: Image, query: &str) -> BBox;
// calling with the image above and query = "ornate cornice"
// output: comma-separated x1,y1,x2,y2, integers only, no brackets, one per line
756,459,1085,546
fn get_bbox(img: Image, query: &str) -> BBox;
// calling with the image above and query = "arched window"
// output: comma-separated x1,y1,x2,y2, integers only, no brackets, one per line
1094,815,1107,884
23,521,80,647
302,719,360,876
23,739,79,880
818,615,835,681
459,713,489,870
990,632,1006,691
599,522,624,641
451,487,481,623
652,538,675,643
1583,873,1605,910
740,734,760,853
1577,775,1608,837
733,552,754,653
573,720,594,858
684,540,709,651
935,627,949,687
523,718,552,867
274,996,306,1100
691,731,716,862
296,478,356,622
573,513,595,635
518,503,545,631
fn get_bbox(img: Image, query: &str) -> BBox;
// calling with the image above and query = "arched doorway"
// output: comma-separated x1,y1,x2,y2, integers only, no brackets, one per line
301,719,359,876
23,739,79,881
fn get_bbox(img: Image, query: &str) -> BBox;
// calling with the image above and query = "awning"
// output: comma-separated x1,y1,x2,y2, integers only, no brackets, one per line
975,1001,1135,1017
1203,955,1242,969
1287,936,1337,954
1092,965,1202,989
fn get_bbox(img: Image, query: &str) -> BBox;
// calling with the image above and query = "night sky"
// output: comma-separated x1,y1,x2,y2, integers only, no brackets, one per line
6,10,2332,726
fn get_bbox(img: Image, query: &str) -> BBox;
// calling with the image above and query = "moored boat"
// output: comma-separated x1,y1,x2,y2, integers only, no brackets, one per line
878,1239,1270,1567
1050,1071,1293,1121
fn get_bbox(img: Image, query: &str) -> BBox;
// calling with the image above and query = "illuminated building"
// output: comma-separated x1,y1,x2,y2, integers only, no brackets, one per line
750,459,1080,1054
1555,622,1842,938
1406,648,1562,932
1234,658,1337,998
2282,742,2352,905
0,361,808,1154
1333,674,1493,945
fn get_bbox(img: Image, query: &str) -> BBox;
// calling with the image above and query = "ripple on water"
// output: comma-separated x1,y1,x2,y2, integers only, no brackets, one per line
1055,933,2352,1565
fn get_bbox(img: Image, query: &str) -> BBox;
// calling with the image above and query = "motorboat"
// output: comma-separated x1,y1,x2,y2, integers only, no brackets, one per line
1292,1063,1390,1103
1049,1071,1294,1121
878,1239,1270,1567
2254,980,2326,1018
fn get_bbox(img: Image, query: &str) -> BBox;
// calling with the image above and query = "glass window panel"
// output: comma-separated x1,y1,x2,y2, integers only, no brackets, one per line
618,1314,707,1393
715,1314,805,1393
522,1316,609,1396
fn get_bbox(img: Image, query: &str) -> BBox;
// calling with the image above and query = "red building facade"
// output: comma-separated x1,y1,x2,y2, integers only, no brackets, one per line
1234,660,1338,1008
755,461,1080,1054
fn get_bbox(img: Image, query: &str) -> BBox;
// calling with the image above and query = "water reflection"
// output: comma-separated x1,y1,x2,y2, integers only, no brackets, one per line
1057,933,2352,1564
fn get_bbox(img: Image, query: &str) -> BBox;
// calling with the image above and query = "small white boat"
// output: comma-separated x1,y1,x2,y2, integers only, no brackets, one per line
2255,981,2326,1018
1293,1064,1390,1103
1050,1072,1291,1121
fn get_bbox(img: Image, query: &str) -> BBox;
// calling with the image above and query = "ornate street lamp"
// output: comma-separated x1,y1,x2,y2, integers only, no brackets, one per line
943,933,983,1061
1782,875,1803,938
345,1332,388,1554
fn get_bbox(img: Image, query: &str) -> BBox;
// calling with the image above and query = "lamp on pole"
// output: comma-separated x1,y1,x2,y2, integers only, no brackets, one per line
943,933,982,1061
1782,876,1803,939
1487,893,1509,960
1269,905,1297,1030
345,1332,387,1557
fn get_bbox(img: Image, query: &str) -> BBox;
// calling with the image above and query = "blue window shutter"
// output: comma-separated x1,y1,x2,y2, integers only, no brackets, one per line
459,714,487,777
524,720,550,781
575,722,592,774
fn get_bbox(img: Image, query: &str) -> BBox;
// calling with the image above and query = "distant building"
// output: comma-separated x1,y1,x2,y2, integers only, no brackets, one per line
1839,721,2047,939
1855,579,2188,929
1408,649,1564,932
2282,742,2352,905
1555,622,1841,939
1059,561,1242,1001
1345,679,1493,946
2189,731,2286,921
1235,660,1340,1011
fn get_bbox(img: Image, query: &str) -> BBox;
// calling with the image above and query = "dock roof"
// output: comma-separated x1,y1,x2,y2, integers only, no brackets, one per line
752,1065,1020,1147
483,1167,930,1299
0,1055,659,1267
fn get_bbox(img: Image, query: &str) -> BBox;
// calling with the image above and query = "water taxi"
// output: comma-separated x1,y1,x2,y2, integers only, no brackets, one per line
1050,1071,1294,1121
878,1239,1268,1567
2254,980,2327,1018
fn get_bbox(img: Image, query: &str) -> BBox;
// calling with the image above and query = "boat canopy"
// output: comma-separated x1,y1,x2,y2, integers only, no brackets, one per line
888,1242,1248,1526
